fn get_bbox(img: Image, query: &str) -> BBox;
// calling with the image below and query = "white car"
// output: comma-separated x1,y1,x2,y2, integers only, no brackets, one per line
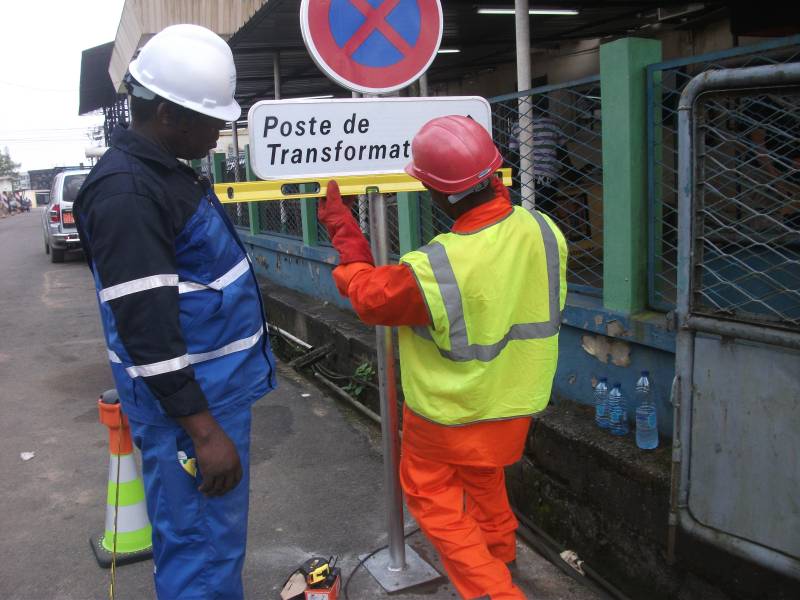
41,169,90,263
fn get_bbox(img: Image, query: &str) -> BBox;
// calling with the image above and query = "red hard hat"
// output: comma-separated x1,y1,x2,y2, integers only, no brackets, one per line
405,115,502,201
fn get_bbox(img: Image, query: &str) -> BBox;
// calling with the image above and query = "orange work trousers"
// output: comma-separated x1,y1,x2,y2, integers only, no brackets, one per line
400,450,527,600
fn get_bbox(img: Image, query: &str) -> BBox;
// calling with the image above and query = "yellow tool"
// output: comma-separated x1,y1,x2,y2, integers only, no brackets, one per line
213,168,512,203
301,557,332,586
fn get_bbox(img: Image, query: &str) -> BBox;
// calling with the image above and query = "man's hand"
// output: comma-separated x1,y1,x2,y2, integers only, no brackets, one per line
318,180,374,265
177,411,242,497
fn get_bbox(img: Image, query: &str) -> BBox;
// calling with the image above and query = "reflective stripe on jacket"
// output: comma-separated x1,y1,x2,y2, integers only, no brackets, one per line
399,206,567,426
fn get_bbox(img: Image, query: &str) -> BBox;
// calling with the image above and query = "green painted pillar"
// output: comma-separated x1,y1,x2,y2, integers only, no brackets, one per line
419,190,433,244
244,145,260,236
212,153,226,183
301,194,319,247
600,37,662,314
397,191,421,255
190,159,201,173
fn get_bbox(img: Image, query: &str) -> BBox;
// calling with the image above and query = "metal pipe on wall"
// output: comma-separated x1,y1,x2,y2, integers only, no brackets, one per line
515,0,535,210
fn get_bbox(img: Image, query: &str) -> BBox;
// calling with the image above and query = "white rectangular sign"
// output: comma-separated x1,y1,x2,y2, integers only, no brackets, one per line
246,96,492,181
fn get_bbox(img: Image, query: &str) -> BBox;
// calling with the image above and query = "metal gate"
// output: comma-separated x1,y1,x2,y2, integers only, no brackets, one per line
671,63,800,579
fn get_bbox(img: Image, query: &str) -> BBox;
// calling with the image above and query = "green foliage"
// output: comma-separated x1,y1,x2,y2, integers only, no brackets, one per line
0,147,20,177
343,361,376,398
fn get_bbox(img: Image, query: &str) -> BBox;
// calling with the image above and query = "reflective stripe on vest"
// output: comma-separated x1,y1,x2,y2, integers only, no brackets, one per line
108,327,264,378
412,209,562,362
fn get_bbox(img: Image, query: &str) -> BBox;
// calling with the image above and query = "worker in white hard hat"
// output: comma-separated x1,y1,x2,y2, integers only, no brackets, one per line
74,24,276,599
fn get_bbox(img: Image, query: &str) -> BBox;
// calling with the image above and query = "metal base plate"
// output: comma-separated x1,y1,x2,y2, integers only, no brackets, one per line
89,534,152,569
360,544,442,593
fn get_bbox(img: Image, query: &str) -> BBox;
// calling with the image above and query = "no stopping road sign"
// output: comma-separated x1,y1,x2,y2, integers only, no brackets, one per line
300,0,443,94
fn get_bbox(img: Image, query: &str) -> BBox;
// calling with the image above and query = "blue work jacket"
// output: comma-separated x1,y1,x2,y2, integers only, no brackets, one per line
75,126,276,425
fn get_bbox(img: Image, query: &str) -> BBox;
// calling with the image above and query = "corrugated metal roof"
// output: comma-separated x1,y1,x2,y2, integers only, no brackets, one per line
228,0,728,112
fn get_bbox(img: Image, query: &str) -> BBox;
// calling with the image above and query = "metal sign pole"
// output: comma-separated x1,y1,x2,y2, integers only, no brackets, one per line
371,192,405,568
361,192,440,592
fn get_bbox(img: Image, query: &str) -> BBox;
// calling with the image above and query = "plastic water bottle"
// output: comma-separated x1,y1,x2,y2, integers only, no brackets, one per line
608,383,629,436
594,378,609,429
635,371,659,449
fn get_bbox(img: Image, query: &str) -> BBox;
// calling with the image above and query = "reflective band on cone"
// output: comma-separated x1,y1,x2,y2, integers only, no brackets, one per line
90,390,153,568
101,453,152,553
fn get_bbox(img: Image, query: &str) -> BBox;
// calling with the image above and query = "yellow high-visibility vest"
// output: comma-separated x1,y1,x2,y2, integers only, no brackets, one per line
399,206,568,426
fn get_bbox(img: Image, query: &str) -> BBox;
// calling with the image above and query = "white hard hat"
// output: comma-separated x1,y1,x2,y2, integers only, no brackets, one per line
128,24,241,122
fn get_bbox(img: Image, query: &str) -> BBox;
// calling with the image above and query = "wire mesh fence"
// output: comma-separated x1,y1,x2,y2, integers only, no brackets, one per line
690,89,800,328
488,76,604,294
259,199,303,238
648,35,800,311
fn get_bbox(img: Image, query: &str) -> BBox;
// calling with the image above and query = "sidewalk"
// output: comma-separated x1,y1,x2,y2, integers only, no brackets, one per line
240,362,602,600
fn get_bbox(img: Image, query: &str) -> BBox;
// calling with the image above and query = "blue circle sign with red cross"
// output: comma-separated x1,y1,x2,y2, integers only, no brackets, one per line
300,0,443,94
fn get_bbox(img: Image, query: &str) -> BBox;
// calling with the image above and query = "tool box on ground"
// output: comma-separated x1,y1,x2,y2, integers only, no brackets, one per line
279,556,341,600
302,556,340,600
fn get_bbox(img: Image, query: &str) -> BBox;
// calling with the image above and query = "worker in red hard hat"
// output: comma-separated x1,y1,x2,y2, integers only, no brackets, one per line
318,115,567,600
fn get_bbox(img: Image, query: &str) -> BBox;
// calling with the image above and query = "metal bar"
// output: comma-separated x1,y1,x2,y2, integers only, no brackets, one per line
273,51,281,101
369,191,406,571
679,63,800,110
214,169,513,204
488,74,601,103
314,372,382,426
685,316,800,350
273,51,288,233
677,512,800,580
419,71,429,96
231,122,240,183
647,33,800,74
515,0,534,211
674,67,694,528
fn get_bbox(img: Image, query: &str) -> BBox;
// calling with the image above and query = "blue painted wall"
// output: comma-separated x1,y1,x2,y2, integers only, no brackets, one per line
243,232,677,438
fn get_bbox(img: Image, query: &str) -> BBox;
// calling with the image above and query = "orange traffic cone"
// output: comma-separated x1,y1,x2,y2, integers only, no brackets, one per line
90,389,153,568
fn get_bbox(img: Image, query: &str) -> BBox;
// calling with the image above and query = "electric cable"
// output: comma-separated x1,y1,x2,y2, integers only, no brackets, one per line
342,527,421,600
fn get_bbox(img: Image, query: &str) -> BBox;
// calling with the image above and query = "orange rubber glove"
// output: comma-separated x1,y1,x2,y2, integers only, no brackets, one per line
318,180,374,265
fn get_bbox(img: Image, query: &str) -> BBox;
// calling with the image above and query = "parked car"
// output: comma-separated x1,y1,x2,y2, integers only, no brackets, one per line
41,169,90,263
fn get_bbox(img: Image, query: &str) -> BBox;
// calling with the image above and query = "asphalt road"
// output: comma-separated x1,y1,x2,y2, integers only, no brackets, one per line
0,210,600,600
